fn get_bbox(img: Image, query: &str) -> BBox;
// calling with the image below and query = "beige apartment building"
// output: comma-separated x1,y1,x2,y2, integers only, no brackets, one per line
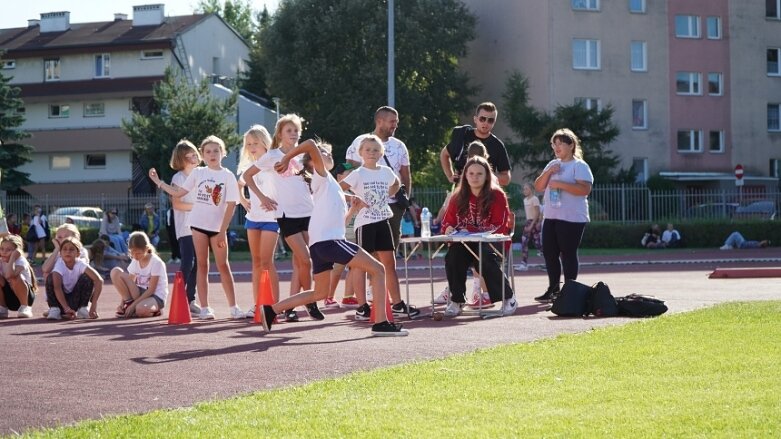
460,0,780,192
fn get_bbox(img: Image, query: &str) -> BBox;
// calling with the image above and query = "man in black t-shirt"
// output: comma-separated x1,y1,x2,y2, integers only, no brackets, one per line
439,102,511,186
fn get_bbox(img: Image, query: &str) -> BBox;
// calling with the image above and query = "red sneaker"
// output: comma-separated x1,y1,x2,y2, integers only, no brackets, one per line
466,291,495,309
341,297,359,308
324,298,339,308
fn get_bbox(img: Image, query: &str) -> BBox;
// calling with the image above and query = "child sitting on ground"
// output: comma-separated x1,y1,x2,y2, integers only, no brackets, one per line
46,237,103,320
0,234,37,318
110,232,168,318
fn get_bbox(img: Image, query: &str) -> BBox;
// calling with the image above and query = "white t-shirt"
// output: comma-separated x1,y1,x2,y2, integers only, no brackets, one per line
341,165,397,229
542,158,594,223
256,149,313,219
32,214,48,239
0,257,33,285
53,259,89,294
171,170,198,238
181,166,240,232
345,134,410,203
240,165,277,223
523,195,541,221
308,170,348,245
128,254,169,302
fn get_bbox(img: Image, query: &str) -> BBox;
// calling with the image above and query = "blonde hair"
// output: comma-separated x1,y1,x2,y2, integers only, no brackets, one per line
169,139,201,171
0,234,38,292
550,128,583,160
238,125,273,174
200,135,227,156
271,114,303,149
56,223,81,241
358,134,384,155
59,236,83,253
127,231,156,255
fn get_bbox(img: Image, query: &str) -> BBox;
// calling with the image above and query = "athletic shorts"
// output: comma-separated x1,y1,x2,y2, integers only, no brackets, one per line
190,226,219,238
355,220,394,253
309,240,359,274
277,216,310,238
245,219,280,233
2,281,35,311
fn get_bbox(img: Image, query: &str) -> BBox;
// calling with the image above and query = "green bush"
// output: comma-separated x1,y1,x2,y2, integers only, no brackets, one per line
581,220,780,248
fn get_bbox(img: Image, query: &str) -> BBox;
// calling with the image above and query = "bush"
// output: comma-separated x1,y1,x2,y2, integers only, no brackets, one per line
581,220,780,248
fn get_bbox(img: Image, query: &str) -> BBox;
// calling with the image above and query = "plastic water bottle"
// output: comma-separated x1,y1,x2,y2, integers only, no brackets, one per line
420,207,431,238
549,188,562,208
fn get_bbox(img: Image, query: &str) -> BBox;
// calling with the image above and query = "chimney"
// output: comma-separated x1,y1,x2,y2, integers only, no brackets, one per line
28,19,40,28
114,13,128,21
133,4,165,26
40,11,70,33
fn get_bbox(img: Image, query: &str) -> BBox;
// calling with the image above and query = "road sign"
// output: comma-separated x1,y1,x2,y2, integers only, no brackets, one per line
735,164,744,187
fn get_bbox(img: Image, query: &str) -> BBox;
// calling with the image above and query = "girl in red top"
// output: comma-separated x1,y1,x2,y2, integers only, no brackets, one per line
441,156,517,317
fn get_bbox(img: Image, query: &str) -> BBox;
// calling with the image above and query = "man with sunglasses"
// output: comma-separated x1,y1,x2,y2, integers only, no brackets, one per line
440,102,512,186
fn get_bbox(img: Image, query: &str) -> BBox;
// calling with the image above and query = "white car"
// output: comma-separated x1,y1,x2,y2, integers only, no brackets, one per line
48,207,104,228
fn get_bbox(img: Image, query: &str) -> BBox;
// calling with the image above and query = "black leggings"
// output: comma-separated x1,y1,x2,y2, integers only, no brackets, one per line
542,219,586,289
445,242,514,303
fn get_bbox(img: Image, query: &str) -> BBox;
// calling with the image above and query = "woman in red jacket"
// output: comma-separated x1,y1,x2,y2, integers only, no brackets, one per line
440,156,517,317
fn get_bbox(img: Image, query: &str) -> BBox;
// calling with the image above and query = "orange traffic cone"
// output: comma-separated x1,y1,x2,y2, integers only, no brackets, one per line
253,270,273,325
167,271,191,325
370,290,394,323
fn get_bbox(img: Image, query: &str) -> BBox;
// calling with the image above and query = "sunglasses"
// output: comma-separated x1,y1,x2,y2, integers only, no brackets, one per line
477,116,496,124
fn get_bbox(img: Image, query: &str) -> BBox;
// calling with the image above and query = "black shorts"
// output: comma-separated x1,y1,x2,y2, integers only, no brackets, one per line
2,281,35,311
309,240,359,274
277,216,311,238
355,220,395,253
190,226,219,238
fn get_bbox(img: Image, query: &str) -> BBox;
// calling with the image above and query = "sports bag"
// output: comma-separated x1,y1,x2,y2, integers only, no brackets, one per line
586,281,619,317
550,280,591,317
616,294,668,317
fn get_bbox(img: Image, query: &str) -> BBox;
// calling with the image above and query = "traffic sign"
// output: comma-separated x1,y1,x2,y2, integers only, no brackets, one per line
735,164,744,186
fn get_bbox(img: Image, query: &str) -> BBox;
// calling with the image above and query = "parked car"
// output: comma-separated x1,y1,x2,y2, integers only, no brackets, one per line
733,200,777,220
683,203,739,220
48,207,104,228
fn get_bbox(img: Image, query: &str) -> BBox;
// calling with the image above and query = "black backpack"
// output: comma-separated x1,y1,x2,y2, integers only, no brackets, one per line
550,280,591,317
586,282,619,317
616,294,668,317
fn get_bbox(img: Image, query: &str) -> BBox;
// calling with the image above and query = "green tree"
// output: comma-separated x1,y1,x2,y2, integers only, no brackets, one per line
257,0,476,187
502,71,634,184
121,67,241,183
241,6,272,100
198,0,256,43
0,67,34,193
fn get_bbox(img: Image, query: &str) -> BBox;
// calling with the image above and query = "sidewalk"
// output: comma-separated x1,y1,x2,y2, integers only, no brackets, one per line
1,248,779,435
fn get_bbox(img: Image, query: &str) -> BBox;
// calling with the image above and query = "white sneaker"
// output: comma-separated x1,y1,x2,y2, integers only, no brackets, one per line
76,307,90,319
366,286,373,302
501,296,518,316
230,305,246,320
514,262,528,271
17,305,33,318
189,300,201,316
245,306,256,319
433,286,450,305
199,307,215,320
0,305,8,319
444,301,464,317
47,307,62,320
720,245,732,250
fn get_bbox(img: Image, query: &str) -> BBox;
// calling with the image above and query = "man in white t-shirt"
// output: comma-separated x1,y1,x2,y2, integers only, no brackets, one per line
345,106,411,250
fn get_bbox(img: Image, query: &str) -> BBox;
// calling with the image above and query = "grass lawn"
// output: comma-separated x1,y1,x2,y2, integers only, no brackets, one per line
21,301,781,438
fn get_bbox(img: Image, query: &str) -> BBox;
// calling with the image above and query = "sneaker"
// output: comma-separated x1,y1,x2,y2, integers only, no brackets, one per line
720,244,732,250
0,305,8,319
391,301,421,319
534,287,559,303
341,296,359,308
17,305,33,318
324,297,339,308
47,307,62,320
189,300,201,316
306,302,325,320
230,305,246,320
366,286,373,302
199,307,216,320
76,307,90,319
371,320,409,337
245,306,256,319
355,303,371,321
261,305,276,332
444,301,464,317
514,262,528,271
502,296,518,316
467,292,494,309
285,309,299,323
433,286,450,305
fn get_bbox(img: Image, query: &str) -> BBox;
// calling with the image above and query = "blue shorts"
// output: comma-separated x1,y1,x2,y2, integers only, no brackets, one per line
245,219,279,233
310,240,359,274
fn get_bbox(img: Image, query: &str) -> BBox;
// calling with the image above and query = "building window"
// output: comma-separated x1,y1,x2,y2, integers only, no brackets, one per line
572,0,599,11
2,60,15,69
632,100,648,129
84,102,105,117
632,157,648,183
50,155,71,170
575,97,601,111
770,159,780,178
709,131,724,153
706,17,722,39
85,154,107,169
676,72,701,95
48,104,69,118
94,53,110,78
768,48,780,76
675,15,700,38
708,73,723,96
677,130,703,152
629,0,646,13
769,104,781,132
141,50,164,59
44,59,60,81
768,0,781,19
573,39,600,70
630,41,647,72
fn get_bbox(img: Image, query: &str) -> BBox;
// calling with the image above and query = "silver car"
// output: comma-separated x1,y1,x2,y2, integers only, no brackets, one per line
48,207,104,228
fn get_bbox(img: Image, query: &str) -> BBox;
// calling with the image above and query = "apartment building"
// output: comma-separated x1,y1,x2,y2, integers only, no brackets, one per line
0,4,251,198
460,0,780,192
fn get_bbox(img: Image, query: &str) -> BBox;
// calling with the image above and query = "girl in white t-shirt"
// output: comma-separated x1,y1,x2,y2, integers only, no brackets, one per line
0,234,37,318
237,125,281,317
519,182,542,269
45,237,103,320
149,135,244,321
41,224,90,281
168,140,202,315
111,232,168,318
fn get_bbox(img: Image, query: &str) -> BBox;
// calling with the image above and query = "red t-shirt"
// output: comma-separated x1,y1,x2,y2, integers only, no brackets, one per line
441,189,510,234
